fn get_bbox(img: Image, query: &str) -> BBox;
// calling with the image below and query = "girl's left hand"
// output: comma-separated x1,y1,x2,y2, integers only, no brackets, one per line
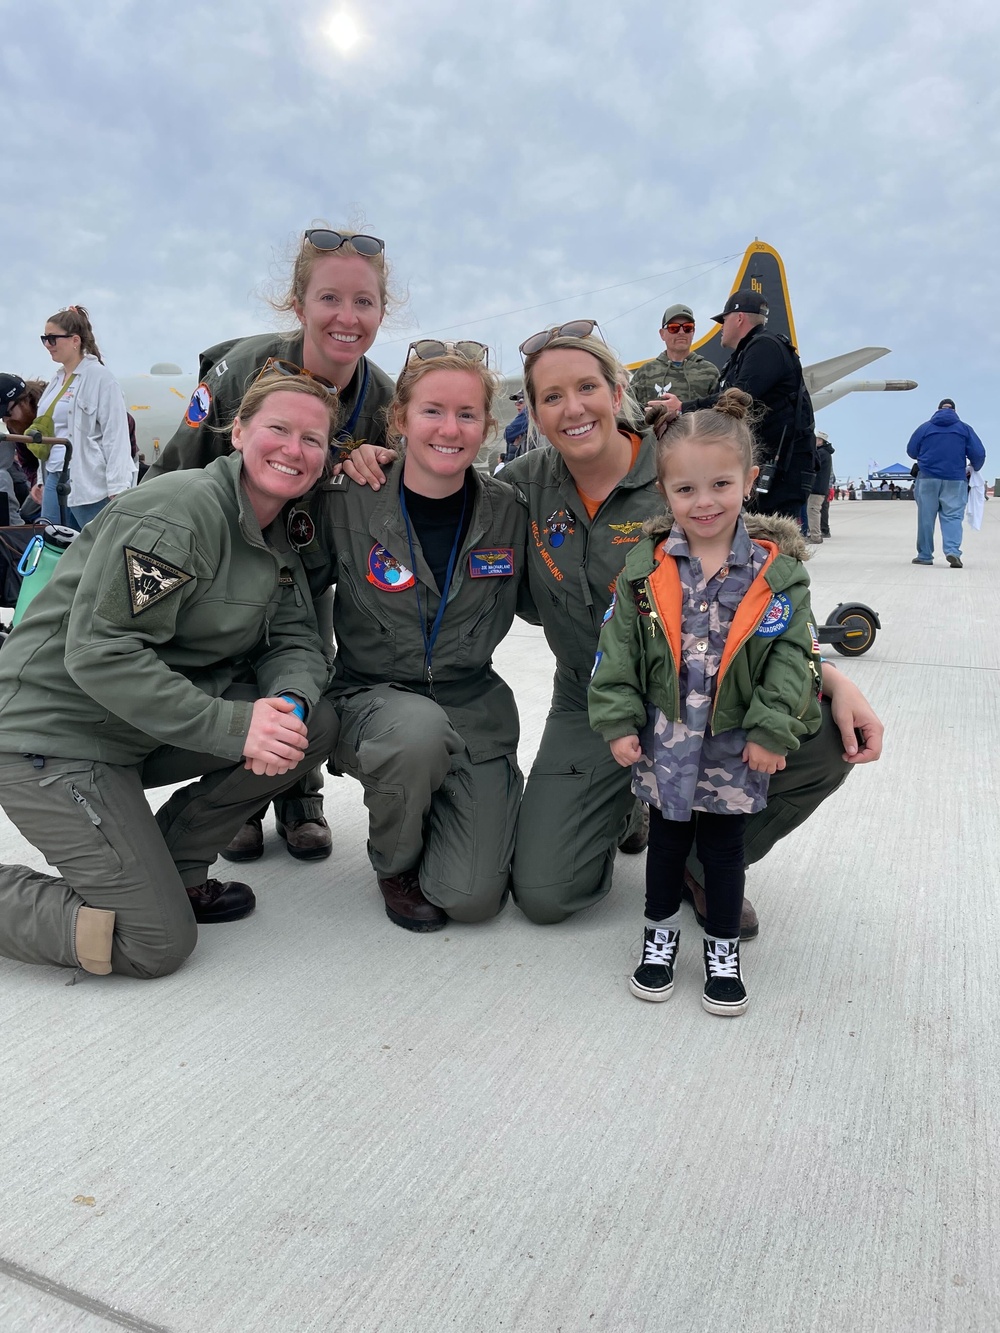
743,741,786,774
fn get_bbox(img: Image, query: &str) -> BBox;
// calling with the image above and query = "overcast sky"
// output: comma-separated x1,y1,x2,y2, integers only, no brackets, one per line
1,0,997,482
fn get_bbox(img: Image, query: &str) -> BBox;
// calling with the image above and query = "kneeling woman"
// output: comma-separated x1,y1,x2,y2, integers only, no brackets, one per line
294,343,526,930
0,372,340,981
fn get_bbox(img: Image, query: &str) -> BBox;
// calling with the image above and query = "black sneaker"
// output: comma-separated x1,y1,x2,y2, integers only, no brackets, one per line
629,926,679,1002
946,554,963,568
702,938,748,1016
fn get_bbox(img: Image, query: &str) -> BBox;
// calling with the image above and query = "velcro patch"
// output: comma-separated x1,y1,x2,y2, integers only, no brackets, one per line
631,579,652,617
184,383,212,427
755,593,793,638
469,547,515,578
124,546,193,616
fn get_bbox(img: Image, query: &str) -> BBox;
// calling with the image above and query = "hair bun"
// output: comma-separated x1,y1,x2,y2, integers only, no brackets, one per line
712,387,753,420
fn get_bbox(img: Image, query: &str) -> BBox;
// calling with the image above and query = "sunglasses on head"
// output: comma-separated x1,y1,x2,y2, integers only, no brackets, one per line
663,321,695,334
304,229,385,258
404,339,490,367
40,333,75,347
254,357,339,394
518,320,604,358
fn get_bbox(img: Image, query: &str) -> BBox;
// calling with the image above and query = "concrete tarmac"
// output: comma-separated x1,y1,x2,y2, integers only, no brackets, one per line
1,497,997,1332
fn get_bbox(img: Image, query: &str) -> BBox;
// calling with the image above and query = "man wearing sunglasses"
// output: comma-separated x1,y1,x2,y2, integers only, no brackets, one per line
628,304,720,411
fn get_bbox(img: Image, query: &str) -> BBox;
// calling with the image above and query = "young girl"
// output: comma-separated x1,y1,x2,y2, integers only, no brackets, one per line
588,389,822,1015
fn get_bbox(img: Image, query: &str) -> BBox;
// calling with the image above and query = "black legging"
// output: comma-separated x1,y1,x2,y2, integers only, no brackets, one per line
645,808,746,939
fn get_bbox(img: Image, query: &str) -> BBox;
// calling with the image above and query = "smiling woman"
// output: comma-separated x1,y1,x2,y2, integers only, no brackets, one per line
0,370,340,982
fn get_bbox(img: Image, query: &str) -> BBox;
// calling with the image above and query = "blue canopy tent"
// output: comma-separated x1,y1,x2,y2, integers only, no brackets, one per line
869,462,913,482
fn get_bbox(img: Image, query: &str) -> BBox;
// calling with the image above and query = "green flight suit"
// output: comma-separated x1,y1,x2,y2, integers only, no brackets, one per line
629,351,720,408
0,454,339,978
503,433,852,925
292,463,527,921
146,332,395,477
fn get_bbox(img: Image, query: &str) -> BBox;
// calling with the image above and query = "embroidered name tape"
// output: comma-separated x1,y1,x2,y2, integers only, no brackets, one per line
469,548,515,578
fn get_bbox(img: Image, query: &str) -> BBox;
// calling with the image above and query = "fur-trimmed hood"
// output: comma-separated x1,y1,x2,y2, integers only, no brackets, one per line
641,510,810,561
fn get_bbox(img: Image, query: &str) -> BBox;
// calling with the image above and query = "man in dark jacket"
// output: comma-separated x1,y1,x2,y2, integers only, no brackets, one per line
659,291,816,519
906,398,986,568
806,431,834,541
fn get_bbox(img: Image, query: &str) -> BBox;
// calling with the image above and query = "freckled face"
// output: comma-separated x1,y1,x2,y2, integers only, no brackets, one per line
232,390,330,522
657,437,757,548
529,348,622,467
399,368,489,497
294,253,384,379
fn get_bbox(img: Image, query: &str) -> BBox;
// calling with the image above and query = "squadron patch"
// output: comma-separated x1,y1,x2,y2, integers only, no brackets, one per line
543,509,575,548
755,593,793,638
124,547,193,616
184,383,212,427
469,548,515,578
287,508,316,550
367,544,415,592
630,579,653,617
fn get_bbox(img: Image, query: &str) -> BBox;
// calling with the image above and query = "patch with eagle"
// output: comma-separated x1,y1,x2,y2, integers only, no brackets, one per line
123,547,193,616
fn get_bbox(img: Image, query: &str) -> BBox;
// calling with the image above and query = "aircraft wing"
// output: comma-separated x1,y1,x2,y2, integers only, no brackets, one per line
803,348,889,394
812,379,918,411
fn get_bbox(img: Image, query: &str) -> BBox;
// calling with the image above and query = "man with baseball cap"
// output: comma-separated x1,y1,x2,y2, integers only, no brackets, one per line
658,290,818,519
628,303,720,409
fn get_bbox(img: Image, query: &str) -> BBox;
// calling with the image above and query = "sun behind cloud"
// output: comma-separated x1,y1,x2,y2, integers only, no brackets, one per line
322,6,365,55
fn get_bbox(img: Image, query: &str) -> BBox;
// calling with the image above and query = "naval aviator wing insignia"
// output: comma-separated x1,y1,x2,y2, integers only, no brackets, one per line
123,547,193,615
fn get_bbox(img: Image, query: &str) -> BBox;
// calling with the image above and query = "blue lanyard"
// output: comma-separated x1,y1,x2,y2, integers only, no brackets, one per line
336,359,370,442
398,478,468,688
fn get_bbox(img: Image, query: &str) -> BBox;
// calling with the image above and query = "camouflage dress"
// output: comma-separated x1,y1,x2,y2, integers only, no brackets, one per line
632,519,770,820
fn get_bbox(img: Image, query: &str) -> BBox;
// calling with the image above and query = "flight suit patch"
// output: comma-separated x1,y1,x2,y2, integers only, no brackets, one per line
367,544,415,591
124,547,193,616
287,509,316,550
602,589,617,623
469,548,515,578
755,593,793,638
184,383,212,426
543,509,575,548
631,579,652,617
608,520,643,546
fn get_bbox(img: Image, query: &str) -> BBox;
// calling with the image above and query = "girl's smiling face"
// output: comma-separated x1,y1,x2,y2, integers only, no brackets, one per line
657,436,757,549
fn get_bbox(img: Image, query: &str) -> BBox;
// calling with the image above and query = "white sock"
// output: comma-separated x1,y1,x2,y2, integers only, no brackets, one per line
646,910,681,930
706,934,738,950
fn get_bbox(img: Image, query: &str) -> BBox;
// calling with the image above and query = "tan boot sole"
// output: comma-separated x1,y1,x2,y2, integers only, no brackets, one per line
75,907,116,975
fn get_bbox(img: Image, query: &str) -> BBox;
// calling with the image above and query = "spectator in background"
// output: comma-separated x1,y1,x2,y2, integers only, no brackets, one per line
629,304,720,410
806,430,834,542
907,398,986,569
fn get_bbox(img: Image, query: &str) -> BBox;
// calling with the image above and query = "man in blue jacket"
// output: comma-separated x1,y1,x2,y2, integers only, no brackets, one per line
906,398,986,568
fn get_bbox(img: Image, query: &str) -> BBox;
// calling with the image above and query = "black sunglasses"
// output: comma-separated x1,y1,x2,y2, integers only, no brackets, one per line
404,339,490,367
40,333,75,347
304,229,385,258
519,320,604,358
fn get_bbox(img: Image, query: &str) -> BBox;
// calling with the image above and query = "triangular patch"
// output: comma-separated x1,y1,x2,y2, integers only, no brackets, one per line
123,546,193,616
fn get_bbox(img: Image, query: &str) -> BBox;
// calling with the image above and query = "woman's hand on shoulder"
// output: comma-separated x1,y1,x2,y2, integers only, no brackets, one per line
333,444,397,490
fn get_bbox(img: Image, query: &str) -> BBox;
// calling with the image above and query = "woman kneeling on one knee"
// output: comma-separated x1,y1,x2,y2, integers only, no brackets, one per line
290,341,527,931
0,371,341,981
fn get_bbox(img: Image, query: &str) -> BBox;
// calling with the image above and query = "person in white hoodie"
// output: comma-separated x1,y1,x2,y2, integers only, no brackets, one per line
33,305,134,529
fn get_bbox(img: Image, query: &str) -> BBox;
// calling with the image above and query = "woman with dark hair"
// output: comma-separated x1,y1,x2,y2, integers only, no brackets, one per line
33,306,134,528
0,371,339,981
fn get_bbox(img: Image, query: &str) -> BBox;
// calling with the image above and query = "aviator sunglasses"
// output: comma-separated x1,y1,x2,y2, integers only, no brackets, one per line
253,357,339,394
405,339,490,367
518,320,604,358
304,229,385,258
663,321,695,334
40,333,76,347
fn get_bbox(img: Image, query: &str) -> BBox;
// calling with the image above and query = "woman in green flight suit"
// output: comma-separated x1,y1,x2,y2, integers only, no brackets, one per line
147,227,398,862
0,372,340,981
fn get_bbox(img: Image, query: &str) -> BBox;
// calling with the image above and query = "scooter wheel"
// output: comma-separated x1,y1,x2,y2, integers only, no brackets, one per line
829,606,878,656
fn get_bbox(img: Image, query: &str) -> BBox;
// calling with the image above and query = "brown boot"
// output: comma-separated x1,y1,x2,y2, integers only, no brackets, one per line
186,879,256,924
75,906,115,975
277,815,332,861
617,801,650,855
377,871,447,933
220,813,264,863
682,868,759,941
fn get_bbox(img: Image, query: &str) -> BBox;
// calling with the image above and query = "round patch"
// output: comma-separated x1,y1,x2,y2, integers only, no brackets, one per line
184,382,212,427
367,544,415,592
544,508,575,548
755,592,793,638
287,508,316,550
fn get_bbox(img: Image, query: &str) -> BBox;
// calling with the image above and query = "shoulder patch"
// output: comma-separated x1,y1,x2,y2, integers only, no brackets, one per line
630,578,652,617
124,547,193,616
184,383,212,427
755,592,793,638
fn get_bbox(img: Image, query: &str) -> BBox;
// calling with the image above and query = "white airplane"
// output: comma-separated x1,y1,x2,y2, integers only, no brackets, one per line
118,240,916,457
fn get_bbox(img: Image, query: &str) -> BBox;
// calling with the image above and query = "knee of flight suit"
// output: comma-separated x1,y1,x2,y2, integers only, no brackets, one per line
335,690,458,787
114,915,198,980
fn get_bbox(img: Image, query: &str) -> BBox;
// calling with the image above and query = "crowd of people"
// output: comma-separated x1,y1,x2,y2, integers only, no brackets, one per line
0,228,887,1016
